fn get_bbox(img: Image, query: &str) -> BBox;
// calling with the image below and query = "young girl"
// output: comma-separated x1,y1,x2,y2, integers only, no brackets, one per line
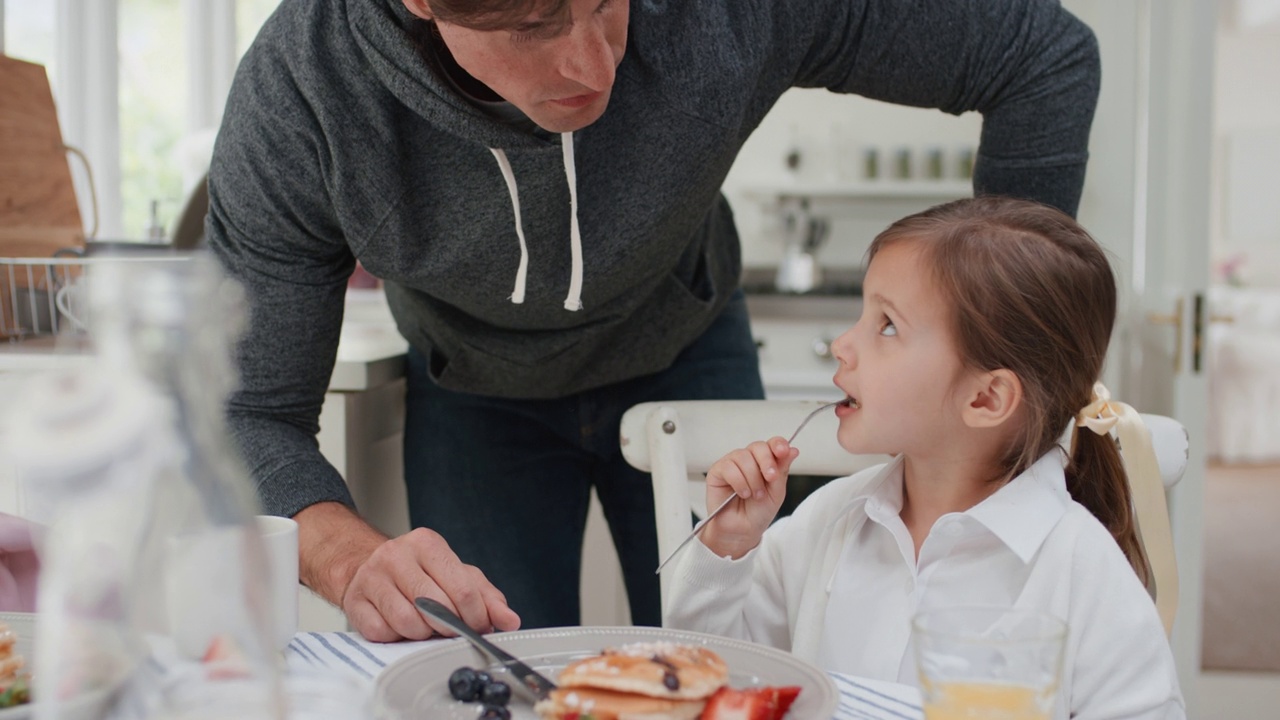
665,197,1185,719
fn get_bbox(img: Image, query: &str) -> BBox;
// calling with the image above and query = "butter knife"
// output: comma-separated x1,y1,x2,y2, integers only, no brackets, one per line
414,597,558,701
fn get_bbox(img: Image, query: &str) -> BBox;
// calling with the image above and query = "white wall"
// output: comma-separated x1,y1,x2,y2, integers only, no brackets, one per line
724,90,981,270
1212,12,1280,286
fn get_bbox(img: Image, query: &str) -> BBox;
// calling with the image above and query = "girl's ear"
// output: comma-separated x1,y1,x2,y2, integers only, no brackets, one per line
962,369,1022,429
402,0,434,21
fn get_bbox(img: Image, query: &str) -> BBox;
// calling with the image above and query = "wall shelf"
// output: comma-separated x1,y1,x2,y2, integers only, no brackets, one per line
737,180,972,202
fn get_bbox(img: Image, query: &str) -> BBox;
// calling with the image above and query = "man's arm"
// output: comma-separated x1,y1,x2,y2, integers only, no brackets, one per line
208,22,518,641
773,0,1101,217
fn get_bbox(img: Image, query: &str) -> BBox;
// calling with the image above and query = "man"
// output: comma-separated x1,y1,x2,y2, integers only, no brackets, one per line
208,0,1099,640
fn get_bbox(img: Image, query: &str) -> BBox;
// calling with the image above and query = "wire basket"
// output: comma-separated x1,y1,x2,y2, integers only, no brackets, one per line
1,255,191,341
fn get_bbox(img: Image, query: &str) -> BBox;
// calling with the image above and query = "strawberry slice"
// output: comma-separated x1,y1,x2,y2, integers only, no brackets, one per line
200,634,252,679
700,685,802,720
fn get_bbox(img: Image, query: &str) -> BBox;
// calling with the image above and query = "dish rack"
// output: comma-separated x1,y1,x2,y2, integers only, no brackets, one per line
1,255,190,341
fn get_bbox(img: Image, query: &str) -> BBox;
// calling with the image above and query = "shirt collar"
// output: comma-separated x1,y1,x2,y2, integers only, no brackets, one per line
857,451,1072,564
846,456,906,521
964,451,1073,562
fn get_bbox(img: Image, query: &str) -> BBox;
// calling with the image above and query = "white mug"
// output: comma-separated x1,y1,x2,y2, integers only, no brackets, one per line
256,514,300,651
166,515,299,658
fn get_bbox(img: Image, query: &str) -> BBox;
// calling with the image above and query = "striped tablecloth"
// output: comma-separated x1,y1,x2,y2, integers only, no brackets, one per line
287,631,925,720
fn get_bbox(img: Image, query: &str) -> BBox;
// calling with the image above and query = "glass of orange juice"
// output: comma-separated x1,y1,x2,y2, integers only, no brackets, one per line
911,606,1067,720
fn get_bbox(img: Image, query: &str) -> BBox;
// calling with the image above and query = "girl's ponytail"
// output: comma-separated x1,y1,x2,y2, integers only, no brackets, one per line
1066,427,1151,587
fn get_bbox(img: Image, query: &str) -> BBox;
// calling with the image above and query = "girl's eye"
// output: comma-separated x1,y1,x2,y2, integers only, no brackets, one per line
879,317,897,337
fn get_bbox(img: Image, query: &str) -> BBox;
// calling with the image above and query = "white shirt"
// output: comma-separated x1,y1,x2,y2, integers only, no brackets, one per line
666,452,1185,720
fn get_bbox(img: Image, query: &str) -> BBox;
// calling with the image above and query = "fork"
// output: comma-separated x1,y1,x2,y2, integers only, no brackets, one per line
653,399,844,574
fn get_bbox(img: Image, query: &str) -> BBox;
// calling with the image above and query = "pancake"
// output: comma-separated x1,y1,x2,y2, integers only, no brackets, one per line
555,641,729,701
532,686,706,720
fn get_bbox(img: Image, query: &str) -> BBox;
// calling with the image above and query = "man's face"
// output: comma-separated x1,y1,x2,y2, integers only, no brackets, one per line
414,0,630,133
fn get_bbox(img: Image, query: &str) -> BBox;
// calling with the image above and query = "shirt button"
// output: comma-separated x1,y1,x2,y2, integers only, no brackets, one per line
904,577,915,593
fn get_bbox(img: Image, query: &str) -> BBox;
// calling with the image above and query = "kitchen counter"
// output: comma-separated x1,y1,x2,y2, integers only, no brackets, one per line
740,265,864,298
0,288,409,390
329,289,409,391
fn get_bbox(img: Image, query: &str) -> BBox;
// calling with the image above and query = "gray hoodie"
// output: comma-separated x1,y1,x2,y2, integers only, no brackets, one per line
207,0,1099,516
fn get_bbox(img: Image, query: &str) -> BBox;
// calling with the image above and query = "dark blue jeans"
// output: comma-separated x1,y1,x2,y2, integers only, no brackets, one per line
402,291,764,628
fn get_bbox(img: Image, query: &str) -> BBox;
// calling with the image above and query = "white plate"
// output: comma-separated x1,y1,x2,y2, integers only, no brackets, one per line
375,626,838,719
0,612,131,720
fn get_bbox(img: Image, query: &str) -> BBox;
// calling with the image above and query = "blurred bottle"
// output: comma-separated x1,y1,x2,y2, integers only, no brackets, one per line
893,147,913,180
957,147,976,179
146,199,168,243
925,147,945,180
863,147,880,180
1,256,283,720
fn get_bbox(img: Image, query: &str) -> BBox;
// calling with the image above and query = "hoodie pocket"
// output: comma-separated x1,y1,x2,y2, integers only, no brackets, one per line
670,245,716,307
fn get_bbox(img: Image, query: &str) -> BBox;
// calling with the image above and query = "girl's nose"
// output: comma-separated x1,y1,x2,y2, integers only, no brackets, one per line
560,20,617,92
831,327,857,368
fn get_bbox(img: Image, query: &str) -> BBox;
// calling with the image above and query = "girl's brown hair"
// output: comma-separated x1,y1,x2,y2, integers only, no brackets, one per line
868,196,1150,584
424,0,571,31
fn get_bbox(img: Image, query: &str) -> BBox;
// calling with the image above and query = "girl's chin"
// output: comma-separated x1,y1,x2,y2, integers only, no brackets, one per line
837,431,896,458
837,435,872,455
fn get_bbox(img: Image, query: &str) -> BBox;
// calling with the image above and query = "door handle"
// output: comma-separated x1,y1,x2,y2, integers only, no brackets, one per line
1192,294,1237,374
1146,297,1185,374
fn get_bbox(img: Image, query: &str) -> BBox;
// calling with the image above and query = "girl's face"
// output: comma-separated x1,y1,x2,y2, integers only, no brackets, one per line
424,0,629,133
830,241,973,456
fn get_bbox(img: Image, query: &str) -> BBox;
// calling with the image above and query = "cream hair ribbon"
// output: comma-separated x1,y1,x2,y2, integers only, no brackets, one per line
1074,382,1179,637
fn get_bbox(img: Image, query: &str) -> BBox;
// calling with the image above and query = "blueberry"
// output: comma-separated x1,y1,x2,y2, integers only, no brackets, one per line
448,667,482,702
479,706,511,720
663,671,680,691
480,680,511,707
475,670,494,687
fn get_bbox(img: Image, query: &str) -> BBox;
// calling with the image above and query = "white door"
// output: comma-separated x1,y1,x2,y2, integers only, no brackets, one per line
1066,0,1214,713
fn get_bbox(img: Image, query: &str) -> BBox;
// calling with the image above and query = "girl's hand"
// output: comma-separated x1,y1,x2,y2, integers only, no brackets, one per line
700,436,798,560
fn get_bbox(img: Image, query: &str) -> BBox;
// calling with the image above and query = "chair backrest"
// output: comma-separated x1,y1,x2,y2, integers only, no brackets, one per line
620,399,1188,630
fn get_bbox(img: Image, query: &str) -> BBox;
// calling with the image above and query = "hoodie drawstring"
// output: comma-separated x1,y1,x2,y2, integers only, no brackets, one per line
560,132,584,311
488,131,585,312
488,148,529,304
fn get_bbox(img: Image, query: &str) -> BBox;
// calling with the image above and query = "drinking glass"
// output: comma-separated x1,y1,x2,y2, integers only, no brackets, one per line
912,606,1067,720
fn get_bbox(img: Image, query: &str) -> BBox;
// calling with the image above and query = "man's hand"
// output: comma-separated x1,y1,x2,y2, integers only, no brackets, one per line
296,502,521,642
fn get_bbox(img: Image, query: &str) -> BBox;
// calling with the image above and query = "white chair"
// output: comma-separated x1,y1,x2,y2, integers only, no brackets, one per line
620,400,1187,633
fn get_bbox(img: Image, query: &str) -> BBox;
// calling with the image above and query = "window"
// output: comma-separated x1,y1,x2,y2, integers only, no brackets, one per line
1,1,281,243
2,1,55,73
120,0,184,239
237,0,280,56
2,2,56,77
